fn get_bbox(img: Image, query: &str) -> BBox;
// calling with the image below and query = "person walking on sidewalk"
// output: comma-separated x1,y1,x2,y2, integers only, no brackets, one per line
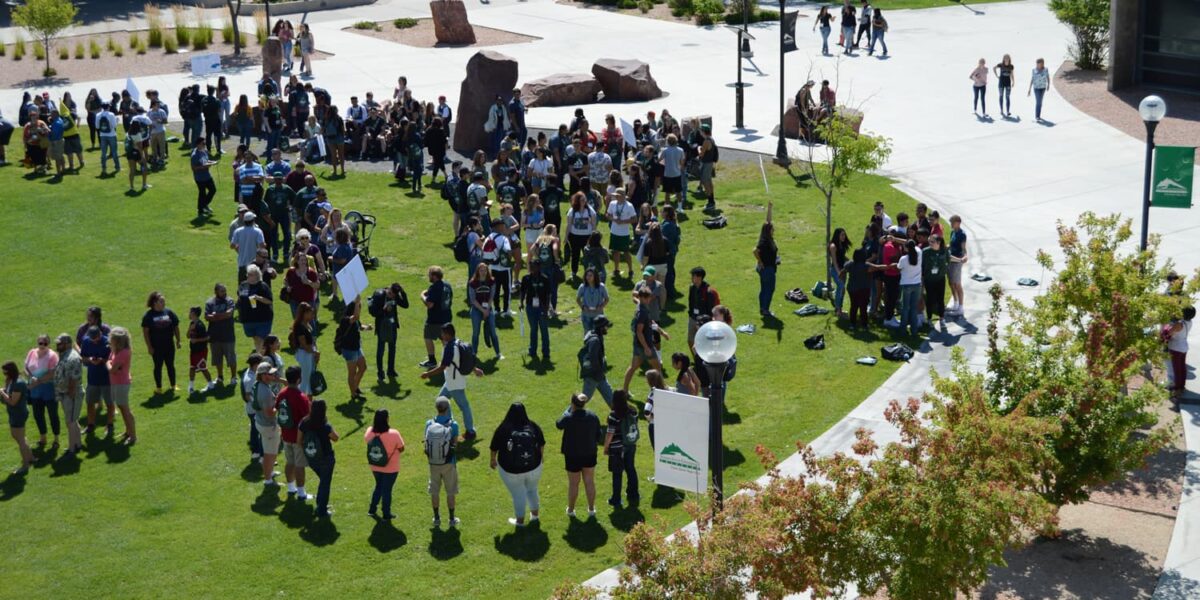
1028,58,1051,122
855,0,873,49
840,2,857,55
994,54,1016,117
869,8,888,57
814,6,834,56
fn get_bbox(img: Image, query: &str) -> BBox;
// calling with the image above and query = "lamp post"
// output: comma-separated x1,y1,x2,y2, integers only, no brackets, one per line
1138,95,1167,251
694,320,737,513
775,0,790,166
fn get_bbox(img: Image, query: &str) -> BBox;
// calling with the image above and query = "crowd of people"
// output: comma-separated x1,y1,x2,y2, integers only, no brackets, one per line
969,55,1054,121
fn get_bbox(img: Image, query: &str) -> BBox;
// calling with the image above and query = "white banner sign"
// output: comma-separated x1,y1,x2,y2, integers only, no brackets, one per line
652,388,709,495
190,53,222,77
335,254,369,305
620,118,637,148
124,77,140,104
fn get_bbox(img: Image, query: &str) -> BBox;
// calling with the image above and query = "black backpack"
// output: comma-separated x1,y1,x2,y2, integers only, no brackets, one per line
366,433,389,467
881,343,915,361
302,425,325,461
367,288,388,318
451,340,476,376
453,233,471,263
507,427,540,471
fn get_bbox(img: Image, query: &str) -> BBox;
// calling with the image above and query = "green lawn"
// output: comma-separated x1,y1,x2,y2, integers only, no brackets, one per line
0,142,910,598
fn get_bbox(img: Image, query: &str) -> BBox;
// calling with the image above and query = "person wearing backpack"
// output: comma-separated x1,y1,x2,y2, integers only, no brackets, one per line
603,390,640,508
556,393,603,518
519,261,553,361
251,362,283,486
276,366,312,501
483,219,518,318
490,402,545,527
365,408,404,519
420,323,484,441
424,396,461,527
579,316,614,407
468,263,503,360
369,283,408,383
95,103,120,175
299,398,338,518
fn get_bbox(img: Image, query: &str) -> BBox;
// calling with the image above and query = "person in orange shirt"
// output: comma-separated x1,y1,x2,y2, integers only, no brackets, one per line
365,409,405,520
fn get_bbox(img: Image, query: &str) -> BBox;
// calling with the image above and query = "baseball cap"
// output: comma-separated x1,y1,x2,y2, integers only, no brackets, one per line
642,266,656,277
255,362,277,375
244,211,257,222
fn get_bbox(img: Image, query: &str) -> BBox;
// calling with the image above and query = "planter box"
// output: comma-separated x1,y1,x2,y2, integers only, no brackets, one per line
192,0,376,16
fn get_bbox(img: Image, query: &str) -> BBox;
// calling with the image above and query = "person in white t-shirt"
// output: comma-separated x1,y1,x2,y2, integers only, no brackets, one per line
1167,307,1195,399
605,190,637,279
483,219,517,317
895,239,923,335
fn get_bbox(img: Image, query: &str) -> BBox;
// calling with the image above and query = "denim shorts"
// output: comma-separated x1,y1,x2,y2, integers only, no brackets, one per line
342,349,364,362
242,322,272,339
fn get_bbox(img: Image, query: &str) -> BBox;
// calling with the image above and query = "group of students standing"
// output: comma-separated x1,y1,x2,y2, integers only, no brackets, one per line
814,0,890,57
969,55,1054,121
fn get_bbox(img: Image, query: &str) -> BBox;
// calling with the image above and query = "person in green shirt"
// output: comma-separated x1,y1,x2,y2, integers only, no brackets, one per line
922,234,950,328
265,172,296,263
2,361,33,475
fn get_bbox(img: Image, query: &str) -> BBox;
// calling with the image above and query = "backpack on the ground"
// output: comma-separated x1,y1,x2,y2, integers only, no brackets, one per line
619,413,640,445
507,427,540,471
276,397,294,428
451,340,476,375
366,434,389,467
425,420,454,465
804,334,826,350
881,343,915,362
302,426,325,461
452,232,471,263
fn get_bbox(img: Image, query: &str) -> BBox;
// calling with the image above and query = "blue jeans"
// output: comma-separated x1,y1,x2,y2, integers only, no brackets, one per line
376,330,396,376
282,41,294,68
973,85,987,113
582,376,614,408
439,385,474,434
757,265,776,314
296,348,315,394
470,307,500,356
1034,88,1046,120
269,216,291,261
370,470,397,515
527,306,550,358
311,455,335,516
820,26,831,54
843,26,855,52
998,85,1012,114
899,283,922,336
248,414,263,455
609,444,639,504
99,136,120,171
489,127,505,158
266,129,282,155
828,264,846,311
681,160,691,204
186,117,202,145
238,119,253,147
869,30,887,55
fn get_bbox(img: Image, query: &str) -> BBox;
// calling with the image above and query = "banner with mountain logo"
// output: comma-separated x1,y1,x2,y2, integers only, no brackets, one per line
1152,146,1195,209
651,389,709,494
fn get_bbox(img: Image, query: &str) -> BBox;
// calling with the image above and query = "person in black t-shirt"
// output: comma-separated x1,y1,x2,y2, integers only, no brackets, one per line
622,287,669,392
140,291,181,394
519,262,553,361
419,266,453,367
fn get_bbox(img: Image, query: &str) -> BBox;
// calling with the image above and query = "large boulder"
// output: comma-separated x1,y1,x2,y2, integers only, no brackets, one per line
591,59,663,102
262,36,283,95
453,50,519,154
521,73,601,108
430,0,476,45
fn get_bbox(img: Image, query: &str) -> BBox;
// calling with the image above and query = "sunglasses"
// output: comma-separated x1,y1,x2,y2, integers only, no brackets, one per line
37,341,48,346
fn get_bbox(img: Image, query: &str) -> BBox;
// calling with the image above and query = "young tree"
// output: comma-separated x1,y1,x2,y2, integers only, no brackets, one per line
225,0,243,56
1048,0,1109,70
12,0,78,77
794,102,891,291
985,213,1190,506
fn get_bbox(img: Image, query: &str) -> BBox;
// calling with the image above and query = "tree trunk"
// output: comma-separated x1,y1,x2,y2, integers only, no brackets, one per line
44,35,52,76
265,0,271,27
228,0,242,56
825,191,833,293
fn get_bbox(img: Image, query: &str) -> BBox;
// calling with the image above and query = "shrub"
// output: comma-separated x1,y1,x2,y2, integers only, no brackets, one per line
163,34,178,53
221,18,234,44
668,0,693,15
254,10,268,44
33,41,46,60
638,0,653,12
617,0,637,8
145,3,164,46
176,26,191,47
106,35,117,52
74,39,84,58
113,44,124,57
136,35,147,54
1048,0,1109,70
393,17,418,29
353,20,379,30
58,44,68,59
14,35,27,60
89,38,101,58
194,24,211,49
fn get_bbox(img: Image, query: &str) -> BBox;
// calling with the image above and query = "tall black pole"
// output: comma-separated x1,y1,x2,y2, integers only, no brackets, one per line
775,0,790,165
735,34,745,129
705,361,728,514
1140,121,1158,251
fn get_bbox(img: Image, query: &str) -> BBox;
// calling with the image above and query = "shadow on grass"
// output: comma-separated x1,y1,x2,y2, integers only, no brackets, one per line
429,526,464,560
457,439,481,461
334,397,370,429
278,496,315,529
650,484,684,509
0,472,27,501
563,516,609,552
103,441,131,464
240,461,263,483
251,486,283,516
368,518,409,553
609,505,645,532
760,313,784,343
299,517,340,546
494,521,550,561
370,380,412,401
141,389,179,410
521,356,556,376
723,446,746,469
49,452,82,478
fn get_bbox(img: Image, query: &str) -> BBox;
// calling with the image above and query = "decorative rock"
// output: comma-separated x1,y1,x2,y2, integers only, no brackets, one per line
591,59,663,102
430,0,477,45
680,115,712,140
780,101,865,140
262,36,283,95
452,50,519,154
521,73,602,108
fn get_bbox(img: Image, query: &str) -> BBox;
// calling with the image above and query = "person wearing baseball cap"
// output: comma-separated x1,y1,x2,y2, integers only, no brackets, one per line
555,392,603,518
264,169,296,262
252,361,283,486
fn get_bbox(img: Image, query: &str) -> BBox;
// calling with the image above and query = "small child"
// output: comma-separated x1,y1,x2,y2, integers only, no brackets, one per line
187,306,216,394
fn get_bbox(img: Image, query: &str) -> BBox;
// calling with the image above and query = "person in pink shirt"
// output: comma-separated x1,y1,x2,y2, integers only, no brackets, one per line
365,408,404,520
24,334,60,447
107,327,136,445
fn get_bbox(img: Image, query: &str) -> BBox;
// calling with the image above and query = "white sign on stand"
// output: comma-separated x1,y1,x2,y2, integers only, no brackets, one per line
190,53,222,77
652,388,709,495
335,255,369,305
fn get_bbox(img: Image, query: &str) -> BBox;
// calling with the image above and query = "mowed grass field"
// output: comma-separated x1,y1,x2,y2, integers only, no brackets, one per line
0,140,911,598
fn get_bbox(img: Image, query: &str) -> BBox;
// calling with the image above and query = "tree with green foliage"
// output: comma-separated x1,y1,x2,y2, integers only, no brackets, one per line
985,213,1190,507
1048,0,1109,70
796,108,892,291
11,0,78,77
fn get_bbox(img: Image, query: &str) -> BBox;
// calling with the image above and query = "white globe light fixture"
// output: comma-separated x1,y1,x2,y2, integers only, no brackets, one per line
695,321,738,365
1137,95,1167,251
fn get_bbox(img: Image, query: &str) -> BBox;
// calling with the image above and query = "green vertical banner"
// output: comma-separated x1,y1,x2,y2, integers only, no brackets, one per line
1152,146,1195,208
